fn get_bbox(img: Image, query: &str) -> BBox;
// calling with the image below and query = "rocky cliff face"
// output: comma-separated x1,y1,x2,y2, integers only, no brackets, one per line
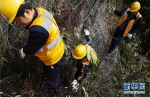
47,0,120,76
0,0,121,96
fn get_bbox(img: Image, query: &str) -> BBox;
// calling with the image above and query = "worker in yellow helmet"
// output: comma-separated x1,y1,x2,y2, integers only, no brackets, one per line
71,29,98,91
0,0,65,95
108,1,142,53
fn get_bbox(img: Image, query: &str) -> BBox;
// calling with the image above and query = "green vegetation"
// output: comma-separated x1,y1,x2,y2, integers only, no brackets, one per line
0,0,150,96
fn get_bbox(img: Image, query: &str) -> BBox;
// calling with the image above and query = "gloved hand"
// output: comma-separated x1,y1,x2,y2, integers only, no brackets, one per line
127,33,132,39
19,48,26,58
112,6,116,11
71,79,79,91
71,79,78,86
84,29,90,35
72,84,78,92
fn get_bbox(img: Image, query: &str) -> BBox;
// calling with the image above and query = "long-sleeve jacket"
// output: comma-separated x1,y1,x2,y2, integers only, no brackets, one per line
114,8,142,36
23,8,64,65
24,8,48,54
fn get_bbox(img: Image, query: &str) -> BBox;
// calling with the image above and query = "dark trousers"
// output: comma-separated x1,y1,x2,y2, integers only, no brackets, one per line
43,55,65,90
109,28,124,53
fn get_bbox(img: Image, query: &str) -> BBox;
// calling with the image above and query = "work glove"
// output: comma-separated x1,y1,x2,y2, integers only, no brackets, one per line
127,33,132,39
72,84,78,92
112,6,116,11
71,79,78,86
84,29,90,35
71,79,79,92
19,48,26,59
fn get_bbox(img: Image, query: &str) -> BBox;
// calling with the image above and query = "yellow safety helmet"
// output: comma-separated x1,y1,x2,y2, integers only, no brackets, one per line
129,1,141,12
72,44,87,59
0,0,25,23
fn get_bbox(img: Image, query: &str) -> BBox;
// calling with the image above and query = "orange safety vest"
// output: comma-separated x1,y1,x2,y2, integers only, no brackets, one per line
116,8,142,37
29,8,64,66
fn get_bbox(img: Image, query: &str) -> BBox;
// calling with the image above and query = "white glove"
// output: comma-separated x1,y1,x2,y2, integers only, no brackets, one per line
71,79,78,86
84,29,90,35
127,33,132,39
19,48,26,58
112,6,116,11
72,85,78,92
71,79,79,91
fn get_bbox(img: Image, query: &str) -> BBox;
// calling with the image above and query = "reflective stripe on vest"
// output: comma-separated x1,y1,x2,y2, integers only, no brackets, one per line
116,8,141,37
124,11,128,17
37,10,57,31
128,20,135,30
38,35,60,52
116,9,129,28
36,9,60,52
29,8,64,66
123,19,135,37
